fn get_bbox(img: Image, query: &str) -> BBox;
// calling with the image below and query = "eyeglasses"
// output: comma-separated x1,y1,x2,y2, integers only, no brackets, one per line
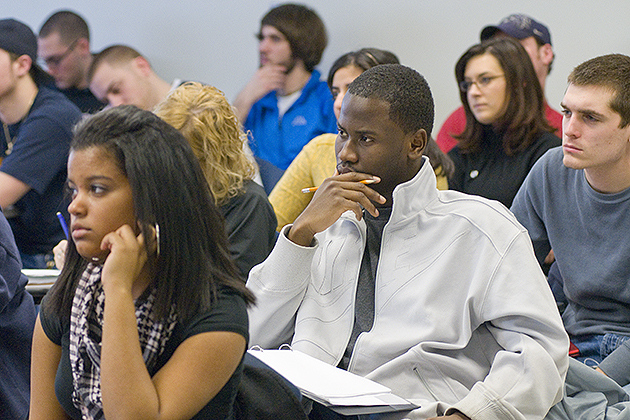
39,39,79,69
459,74,504,93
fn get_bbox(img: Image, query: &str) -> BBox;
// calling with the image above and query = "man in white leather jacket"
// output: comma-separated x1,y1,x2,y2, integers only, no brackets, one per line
247,64,569,420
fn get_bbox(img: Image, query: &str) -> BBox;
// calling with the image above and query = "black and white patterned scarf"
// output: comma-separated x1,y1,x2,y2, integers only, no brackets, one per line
69,262,178,419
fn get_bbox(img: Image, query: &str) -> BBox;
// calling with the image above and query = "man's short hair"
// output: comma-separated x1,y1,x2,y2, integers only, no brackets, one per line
568,53,630,128
347,64,434,135
260,3,327,73
88,45,142,83
39,10,90,44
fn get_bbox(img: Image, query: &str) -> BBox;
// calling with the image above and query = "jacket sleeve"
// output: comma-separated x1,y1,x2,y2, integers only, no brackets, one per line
598,340,630,387
246,225,317,349
451,230,569,420
0,215,27,312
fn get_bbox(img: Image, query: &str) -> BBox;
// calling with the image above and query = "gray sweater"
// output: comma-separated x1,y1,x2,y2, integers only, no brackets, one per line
511,146,630,385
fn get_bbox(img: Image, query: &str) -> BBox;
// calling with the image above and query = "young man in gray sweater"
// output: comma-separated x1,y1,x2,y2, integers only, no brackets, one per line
512,53,630,388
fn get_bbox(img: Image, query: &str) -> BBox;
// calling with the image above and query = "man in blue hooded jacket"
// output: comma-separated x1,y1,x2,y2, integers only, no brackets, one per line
233,4,336,192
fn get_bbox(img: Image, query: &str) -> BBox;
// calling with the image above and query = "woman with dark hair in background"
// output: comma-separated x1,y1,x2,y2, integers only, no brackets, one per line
31,106,255,420
448,37,560,208
269,48,453,230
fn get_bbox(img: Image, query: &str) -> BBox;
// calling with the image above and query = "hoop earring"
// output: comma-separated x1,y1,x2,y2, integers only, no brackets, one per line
155,223,160,257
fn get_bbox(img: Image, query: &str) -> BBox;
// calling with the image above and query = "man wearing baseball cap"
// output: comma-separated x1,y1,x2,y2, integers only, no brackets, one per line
0,18,81,269
437,13,562,153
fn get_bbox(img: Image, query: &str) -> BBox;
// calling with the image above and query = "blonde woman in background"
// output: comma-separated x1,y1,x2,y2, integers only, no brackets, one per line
155,82,277,278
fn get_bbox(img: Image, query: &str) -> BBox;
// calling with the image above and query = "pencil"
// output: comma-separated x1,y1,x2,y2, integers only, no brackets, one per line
301,178,377,193
56,212,69,239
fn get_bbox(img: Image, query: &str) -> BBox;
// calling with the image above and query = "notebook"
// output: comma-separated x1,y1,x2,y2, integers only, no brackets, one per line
247,347,419,415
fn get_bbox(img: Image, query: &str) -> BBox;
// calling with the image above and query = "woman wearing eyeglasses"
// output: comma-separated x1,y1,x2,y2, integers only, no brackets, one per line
448,37,560,208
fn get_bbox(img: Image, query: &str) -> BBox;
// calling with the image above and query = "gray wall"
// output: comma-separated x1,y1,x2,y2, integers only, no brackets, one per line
7,1,630,135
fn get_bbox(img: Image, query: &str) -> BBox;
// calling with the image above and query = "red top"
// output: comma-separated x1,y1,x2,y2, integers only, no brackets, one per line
436,103,563,153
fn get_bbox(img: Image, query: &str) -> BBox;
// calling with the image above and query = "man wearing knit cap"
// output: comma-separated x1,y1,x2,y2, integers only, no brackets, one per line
437,13,562,153
0,18,81,268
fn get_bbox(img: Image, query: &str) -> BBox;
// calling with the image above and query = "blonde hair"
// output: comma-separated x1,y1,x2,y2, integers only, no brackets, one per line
154,82,255,205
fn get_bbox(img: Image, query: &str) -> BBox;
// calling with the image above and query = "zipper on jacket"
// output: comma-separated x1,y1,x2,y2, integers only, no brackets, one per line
343,218,367,371
413,366,439,401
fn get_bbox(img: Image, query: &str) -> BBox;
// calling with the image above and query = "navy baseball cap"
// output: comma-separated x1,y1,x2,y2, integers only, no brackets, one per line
480,14,552,46
0,18,38,61
0,18,52,85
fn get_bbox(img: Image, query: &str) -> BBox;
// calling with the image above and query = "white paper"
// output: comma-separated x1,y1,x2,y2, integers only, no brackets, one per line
249,348,389,398
247,348,418,414
22,269,61,278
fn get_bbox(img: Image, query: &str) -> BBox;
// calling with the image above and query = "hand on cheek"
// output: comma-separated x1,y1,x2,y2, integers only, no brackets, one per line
100,224,149,294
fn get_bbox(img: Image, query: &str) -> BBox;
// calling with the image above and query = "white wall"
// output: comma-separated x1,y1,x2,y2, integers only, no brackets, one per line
7,0,630,135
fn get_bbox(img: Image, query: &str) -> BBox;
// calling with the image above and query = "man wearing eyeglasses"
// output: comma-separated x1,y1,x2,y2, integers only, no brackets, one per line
38,10,104,113
0,19,81,268
436,13,562,154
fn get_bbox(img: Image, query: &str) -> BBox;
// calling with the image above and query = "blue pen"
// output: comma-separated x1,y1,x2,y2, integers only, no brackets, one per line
56,212,69,239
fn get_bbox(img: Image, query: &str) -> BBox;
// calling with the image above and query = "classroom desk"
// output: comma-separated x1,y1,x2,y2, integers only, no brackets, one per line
23,269,60,304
